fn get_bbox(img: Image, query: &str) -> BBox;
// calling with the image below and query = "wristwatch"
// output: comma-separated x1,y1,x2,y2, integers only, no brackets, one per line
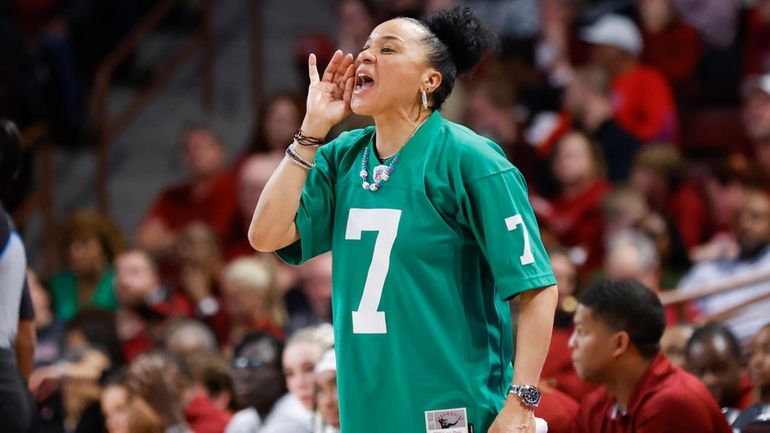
507,384,542,408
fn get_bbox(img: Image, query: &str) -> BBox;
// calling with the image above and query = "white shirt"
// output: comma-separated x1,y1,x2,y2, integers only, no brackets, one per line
677,247,770,345
225,408,261,433
259,394,313,433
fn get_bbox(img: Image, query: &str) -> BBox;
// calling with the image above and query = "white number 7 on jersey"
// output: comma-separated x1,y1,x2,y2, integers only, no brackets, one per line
345,208,402,334
505,214,535,265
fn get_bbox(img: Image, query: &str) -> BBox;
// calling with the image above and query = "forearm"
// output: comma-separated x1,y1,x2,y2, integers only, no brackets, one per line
15,320,36,381
249,147,315,251
512,284,558,385
248,118,329,252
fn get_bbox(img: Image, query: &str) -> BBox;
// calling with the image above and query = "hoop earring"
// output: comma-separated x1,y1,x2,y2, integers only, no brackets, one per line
421,89,428,109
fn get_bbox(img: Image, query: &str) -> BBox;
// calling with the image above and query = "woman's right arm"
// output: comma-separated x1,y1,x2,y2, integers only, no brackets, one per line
249,51,355,252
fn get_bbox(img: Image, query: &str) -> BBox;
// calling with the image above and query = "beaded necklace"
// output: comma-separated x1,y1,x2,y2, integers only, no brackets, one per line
359,116,429,192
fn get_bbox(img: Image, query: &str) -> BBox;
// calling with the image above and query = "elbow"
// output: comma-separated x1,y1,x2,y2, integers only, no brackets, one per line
248,225,275,253
522,284,560,311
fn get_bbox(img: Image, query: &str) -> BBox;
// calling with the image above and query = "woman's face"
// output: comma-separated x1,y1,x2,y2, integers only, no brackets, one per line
265,98,301,151
315,370,340,428
553,133,596,187
283,342,322,410
352,19,437,116
339,0,375,47
222,280,267,323
68,236,105,275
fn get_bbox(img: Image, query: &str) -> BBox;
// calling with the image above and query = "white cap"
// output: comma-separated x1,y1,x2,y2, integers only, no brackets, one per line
314,348,336,374
742,74,770,97
580,14,643,57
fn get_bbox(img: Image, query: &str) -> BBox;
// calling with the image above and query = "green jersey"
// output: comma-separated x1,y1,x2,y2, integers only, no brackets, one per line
278,111,555,433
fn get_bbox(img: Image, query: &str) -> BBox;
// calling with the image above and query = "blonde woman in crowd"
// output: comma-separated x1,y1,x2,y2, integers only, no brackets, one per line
261,324,334,433
221,256,288,347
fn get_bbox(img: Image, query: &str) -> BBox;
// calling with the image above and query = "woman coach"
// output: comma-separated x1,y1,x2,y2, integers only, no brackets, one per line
249,7,558,433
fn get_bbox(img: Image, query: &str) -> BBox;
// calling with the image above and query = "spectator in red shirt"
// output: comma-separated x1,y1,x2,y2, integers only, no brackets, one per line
630,144,709,254
743,74,770,182
113,250,194,362
137,125,237,255
686,323,754,413
535,131,611,273
172,223,230,343
570,279,732,433
224,154,283,260
561,66,642,182
581,14,679,143
638,0,702,86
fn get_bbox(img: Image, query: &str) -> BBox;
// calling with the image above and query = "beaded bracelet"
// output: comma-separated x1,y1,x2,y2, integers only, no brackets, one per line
293,130,325,147
285,145,314,170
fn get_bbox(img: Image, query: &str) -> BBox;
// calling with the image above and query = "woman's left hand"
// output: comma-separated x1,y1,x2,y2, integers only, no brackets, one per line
488,396,535,433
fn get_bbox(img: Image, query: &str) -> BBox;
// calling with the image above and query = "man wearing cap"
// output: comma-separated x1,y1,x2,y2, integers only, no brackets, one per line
570,280,731,433
743,74,770,181
581,14,679,143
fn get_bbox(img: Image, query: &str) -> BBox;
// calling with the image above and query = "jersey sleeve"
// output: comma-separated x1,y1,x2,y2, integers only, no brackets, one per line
463,167,556,300
19,282,35,321
275,143,337,266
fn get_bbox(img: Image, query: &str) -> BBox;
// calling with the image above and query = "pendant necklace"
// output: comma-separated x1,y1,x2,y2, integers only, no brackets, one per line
359,116,429,192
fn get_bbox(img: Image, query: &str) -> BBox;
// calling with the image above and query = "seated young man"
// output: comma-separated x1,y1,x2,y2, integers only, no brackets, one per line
570,279,732,433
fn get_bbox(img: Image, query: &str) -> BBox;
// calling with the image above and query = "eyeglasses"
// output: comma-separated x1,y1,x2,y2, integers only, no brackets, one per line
232,357,264,370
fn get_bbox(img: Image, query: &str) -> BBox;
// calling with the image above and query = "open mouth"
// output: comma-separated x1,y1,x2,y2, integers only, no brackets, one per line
355,73,375,92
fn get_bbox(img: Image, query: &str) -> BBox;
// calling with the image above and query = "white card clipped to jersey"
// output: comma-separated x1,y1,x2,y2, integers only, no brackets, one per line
424,408,547,433
425,407,468,433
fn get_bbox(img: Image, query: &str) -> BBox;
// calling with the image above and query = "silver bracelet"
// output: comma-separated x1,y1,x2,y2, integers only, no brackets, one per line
286,145,315,170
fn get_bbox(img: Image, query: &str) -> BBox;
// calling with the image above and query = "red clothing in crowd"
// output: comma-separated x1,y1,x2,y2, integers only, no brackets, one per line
184,390,232,433
611,65,679,143
542,325,598,401
642,20,702,86
535,386,579,433
119,290,194,362
663,301,698,326
737,374,755,411
744,7,770,76
145,172,238,240
572,353,732,433
223,213,254,261
547,179,611,272
665,182,709,253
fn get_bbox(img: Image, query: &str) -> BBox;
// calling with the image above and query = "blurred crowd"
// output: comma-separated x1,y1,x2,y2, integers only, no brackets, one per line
4,0,770,432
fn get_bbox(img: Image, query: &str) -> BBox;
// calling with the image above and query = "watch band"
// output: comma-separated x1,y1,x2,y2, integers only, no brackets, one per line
507,384,542,408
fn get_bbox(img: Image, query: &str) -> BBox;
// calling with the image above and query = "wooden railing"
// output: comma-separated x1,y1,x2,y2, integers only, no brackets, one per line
92,0,214,213
660,268,770,322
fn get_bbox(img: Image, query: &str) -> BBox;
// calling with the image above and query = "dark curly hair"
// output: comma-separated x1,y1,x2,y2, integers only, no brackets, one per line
409,6,497,110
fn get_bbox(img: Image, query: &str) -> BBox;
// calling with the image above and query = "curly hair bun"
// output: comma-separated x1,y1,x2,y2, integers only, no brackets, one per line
424,6,497,74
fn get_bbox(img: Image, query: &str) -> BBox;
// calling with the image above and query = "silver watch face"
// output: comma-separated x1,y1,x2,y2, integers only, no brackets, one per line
520,386,541,406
